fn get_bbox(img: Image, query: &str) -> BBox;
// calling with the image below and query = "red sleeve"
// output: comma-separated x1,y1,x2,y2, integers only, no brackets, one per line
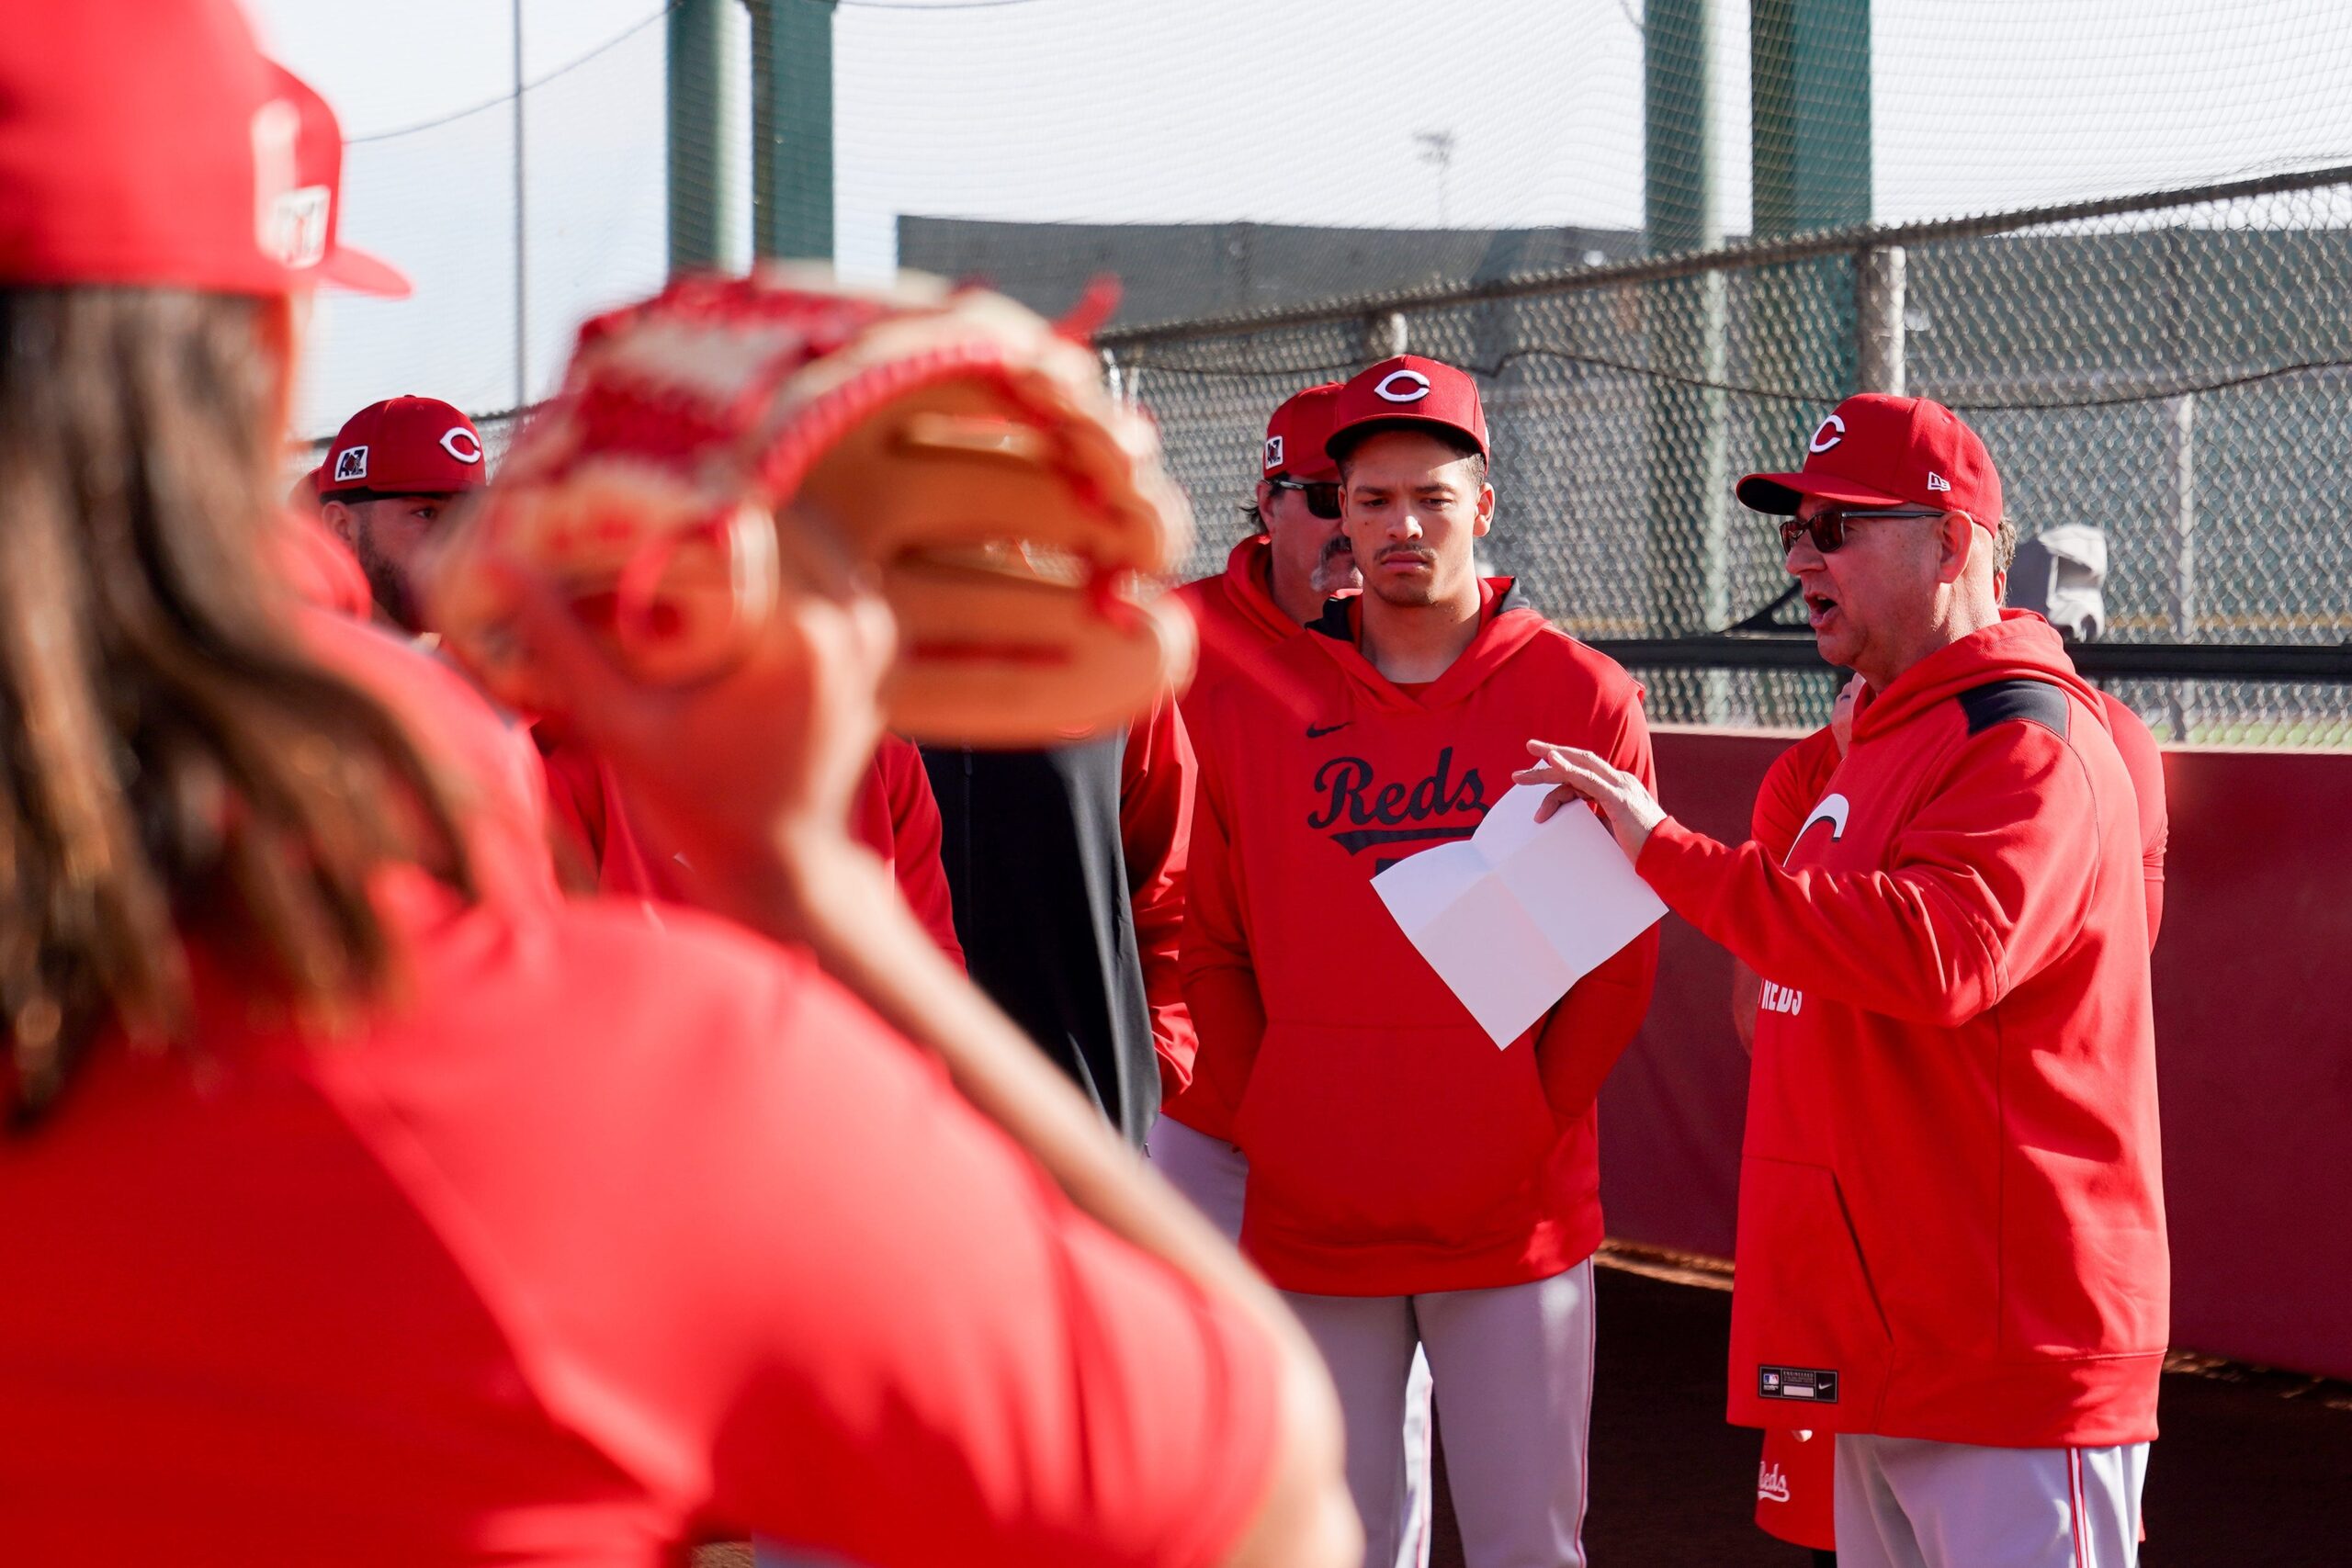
857,735,966,970
693,968,1280,1567
1121,696,1198,1103
1532,681,1662,1118
1636,724,2104,1029
1752,728,1843,859
1176,719,1258,1136
2098,694,2168,945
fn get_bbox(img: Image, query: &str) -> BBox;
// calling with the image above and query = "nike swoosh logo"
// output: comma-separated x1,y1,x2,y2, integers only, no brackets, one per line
1306,721,1351,738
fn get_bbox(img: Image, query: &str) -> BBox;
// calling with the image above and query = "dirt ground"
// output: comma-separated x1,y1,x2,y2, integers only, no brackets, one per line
699,1251,2352,1566
1517,1257,2352,1566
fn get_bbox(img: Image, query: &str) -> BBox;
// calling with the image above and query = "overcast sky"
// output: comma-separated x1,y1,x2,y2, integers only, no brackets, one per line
245,0,2352,437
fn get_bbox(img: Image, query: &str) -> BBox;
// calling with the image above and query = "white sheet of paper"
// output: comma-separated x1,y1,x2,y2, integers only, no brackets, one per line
1373,783,1667,1047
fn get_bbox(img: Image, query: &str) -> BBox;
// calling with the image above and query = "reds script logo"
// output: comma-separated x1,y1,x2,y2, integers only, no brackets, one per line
1307,745,1487,856
1374,368,1432,403
1808,413,1846,453
1757,1461,1791,1504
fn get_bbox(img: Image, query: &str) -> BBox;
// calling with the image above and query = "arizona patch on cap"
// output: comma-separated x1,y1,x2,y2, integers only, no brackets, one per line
1737,393,2002,526
1325,355,1490,462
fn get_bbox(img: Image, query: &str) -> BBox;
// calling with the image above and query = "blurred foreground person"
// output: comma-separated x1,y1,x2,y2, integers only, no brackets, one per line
0,6,1353,1567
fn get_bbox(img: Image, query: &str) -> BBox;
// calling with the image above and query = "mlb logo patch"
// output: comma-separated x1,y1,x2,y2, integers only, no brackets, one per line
1263,434,1284,471
332,446,369,483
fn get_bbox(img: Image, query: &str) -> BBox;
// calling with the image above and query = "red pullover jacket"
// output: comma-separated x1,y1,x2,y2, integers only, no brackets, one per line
1182,579,1659,1296
541,733,965,967
1167,535,1322,1134
1756,687,2168,939
1638,612,2167,1448
1175,535,1328,724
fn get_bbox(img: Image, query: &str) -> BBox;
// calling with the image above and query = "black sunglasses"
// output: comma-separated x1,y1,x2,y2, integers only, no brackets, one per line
1268,477,1344,521
1779,506,1945,554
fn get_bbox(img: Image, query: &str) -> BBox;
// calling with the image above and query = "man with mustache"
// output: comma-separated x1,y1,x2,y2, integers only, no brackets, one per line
1182,355,1658,1568
1520,395,2165,1568
1159,379,1359,1233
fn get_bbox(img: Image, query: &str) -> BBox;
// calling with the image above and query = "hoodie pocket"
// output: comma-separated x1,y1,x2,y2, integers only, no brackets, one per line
1732,1157,1894,1425
1234,1019,1558,1246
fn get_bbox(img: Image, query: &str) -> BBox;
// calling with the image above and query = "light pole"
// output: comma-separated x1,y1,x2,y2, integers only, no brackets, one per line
1415,130,1455,228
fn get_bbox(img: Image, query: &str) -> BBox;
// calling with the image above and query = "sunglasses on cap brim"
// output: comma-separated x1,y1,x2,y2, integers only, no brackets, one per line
1268,477,1343,520
1779,506,1947,554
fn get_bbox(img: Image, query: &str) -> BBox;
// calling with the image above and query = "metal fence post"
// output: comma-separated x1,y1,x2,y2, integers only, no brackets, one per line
752,0,835,263
2167,392,2197,739
1854,243,1905,394
668,0,746,276
1646,0,1730,715
1363,311,1408,364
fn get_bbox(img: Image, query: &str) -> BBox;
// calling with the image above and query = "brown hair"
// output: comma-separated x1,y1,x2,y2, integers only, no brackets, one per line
0,288,470,1124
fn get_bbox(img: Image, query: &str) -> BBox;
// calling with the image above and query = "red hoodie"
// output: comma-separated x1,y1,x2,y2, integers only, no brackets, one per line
541,733,965,967
1638,612,2166,1448
1165,536,1317,1134
1182,580,1658,1296
1175,535,1326,725
1755,685,2168,939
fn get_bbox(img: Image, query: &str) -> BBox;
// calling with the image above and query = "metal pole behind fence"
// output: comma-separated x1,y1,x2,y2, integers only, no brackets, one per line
752,0,836,262
668,0,745,276
1645,0,1730,717
2166,393,2197,739
1854,243,1905,395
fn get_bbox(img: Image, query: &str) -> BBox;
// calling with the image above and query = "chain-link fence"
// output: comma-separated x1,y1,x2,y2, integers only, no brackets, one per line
1102,167,2352,744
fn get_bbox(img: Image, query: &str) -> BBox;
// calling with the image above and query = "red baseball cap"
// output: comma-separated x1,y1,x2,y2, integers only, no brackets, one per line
1325,355,1490,463
265,63,411,299
0,1,335,296
1262,382,1343,483
320,399,489,498
1737,394,2002,527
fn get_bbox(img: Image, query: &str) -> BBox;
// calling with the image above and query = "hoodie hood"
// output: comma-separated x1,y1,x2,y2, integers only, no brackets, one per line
1214,533,1306,643
1851,609,2105,743
1308,577,1546,712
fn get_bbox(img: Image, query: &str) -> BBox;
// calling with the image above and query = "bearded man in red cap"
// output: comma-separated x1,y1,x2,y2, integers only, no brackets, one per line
1520,394,2166,1568
315,395,489,631
1183,355,1659,1568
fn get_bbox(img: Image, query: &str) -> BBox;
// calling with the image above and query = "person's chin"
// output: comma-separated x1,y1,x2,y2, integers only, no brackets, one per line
1369,577,1437,608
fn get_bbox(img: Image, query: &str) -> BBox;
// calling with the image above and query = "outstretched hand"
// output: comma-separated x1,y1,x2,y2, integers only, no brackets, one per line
1513,740,1668,864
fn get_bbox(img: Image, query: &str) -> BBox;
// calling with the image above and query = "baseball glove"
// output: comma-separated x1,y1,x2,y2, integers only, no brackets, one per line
423,266,1194,746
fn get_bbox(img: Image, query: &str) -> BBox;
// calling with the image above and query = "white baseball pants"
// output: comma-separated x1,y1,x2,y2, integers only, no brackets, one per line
1834,1433,2149,1568
1148,1116,1431,1568
1283,1259,1597,1568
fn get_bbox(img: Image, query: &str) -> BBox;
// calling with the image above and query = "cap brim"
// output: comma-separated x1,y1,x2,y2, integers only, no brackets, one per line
1326,412,1488,462
316,243,413,300
1736,469,1911,514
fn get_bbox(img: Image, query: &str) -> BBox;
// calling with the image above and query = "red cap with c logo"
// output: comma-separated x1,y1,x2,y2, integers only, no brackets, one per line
1736,393,2002,526
320,398,489,499
1325,355,1489,463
